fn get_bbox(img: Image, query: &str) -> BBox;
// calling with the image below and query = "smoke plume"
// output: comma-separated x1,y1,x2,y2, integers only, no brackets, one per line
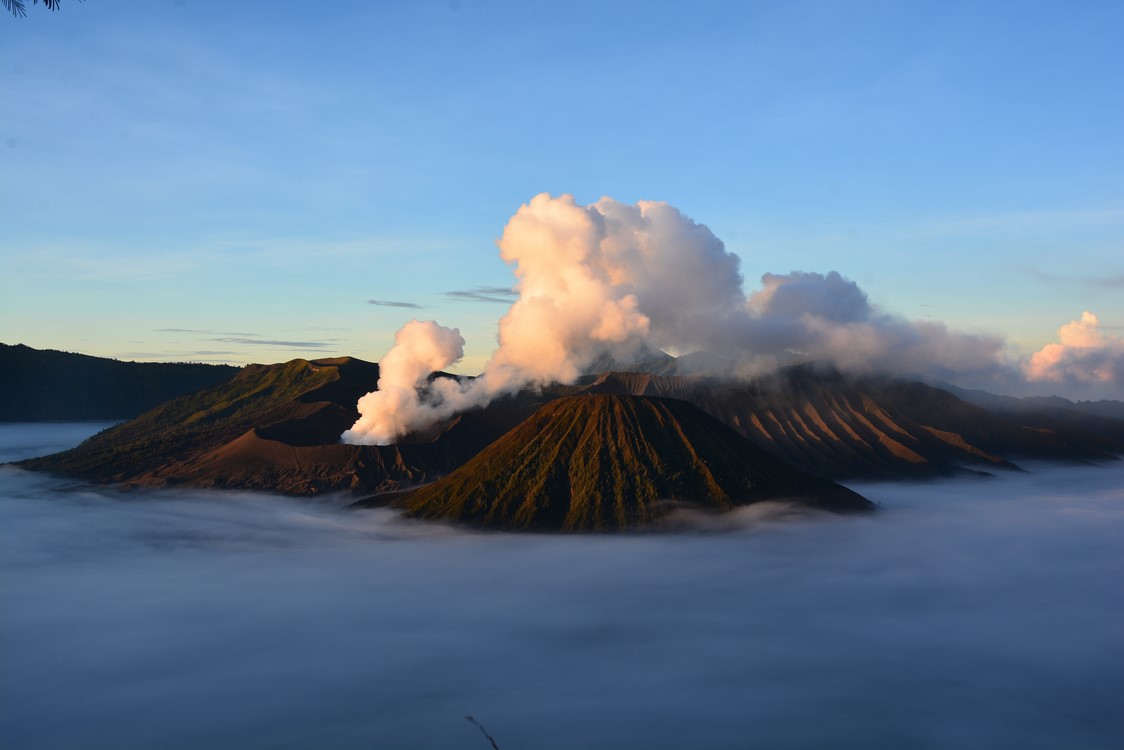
344,193,1011,445
340,320,465,444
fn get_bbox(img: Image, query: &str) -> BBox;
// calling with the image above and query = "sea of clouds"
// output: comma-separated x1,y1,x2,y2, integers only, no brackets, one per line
2,423,1122,749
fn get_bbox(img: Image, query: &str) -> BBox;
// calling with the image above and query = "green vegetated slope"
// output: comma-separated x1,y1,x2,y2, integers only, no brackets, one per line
393,394,873,531
0,343,239,421
584,365,1123,479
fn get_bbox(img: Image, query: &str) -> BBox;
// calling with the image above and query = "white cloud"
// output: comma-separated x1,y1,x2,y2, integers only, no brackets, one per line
1025,311,1124,385
345,194,1019,443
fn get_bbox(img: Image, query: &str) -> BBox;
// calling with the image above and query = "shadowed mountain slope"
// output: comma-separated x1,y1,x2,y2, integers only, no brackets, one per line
584,365,1123,479
937,383,1124,452
940,382,1124,421
389,394,874,531
20,357,535,495
0,343,239,421
19,354,1121,498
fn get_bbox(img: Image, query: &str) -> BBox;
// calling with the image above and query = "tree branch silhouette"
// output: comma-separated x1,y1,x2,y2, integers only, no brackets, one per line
465,715,501,750
5,1,84,19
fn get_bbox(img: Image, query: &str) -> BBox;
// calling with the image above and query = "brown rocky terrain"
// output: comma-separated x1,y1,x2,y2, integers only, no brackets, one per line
21,356,537,495
385,394,874,531
582,365,1124,479
19,357,1122,506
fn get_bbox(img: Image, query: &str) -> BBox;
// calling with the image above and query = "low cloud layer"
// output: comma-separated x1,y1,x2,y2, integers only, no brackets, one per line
0,422,116,464
346,194,1015,444
3,427,1123,750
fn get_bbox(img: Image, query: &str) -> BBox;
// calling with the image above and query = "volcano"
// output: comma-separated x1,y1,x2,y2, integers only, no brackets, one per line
389,394,874,531
583,365,1124,478
19,354,1122,509
19,356,536,495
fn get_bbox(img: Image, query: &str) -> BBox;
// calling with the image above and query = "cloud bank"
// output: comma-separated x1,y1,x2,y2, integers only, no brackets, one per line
344,194,1108,445
1025,311,1124,386
3,447,1124,750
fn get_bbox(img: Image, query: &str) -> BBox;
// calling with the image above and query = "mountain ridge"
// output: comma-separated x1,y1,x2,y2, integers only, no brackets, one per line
0,343,239,421
583,365,1123,478
16,355,1123,502
939,382,1124,422
18,355,576,495
386,394,874,531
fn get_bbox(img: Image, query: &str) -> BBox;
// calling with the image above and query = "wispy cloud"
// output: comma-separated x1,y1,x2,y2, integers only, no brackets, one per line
921,207,1124,237
1024,269,1124,290
445,286,517,304
156,329,260,337
367,299,424,309
210,338,334,350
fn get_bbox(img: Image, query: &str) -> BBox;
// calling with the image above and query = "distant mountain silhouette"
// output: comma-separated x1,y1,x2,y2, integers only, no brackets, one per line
0,343,238,421
386,394,874,530
939,382,1124,422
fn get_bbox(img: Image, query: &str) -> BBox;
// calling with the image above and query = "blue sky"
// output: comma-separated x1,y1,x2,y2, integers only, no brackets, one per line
2,0,1122,380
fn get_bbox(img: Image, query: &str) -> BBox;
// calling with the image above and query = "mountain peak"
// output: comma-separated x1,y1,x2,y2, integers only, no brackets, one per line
394,394,873,531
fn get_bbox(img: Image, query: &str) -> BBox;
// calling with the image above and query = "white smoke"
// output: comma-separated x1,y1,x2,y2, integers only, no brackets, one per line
343,193,1012,445
340,320,466,445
